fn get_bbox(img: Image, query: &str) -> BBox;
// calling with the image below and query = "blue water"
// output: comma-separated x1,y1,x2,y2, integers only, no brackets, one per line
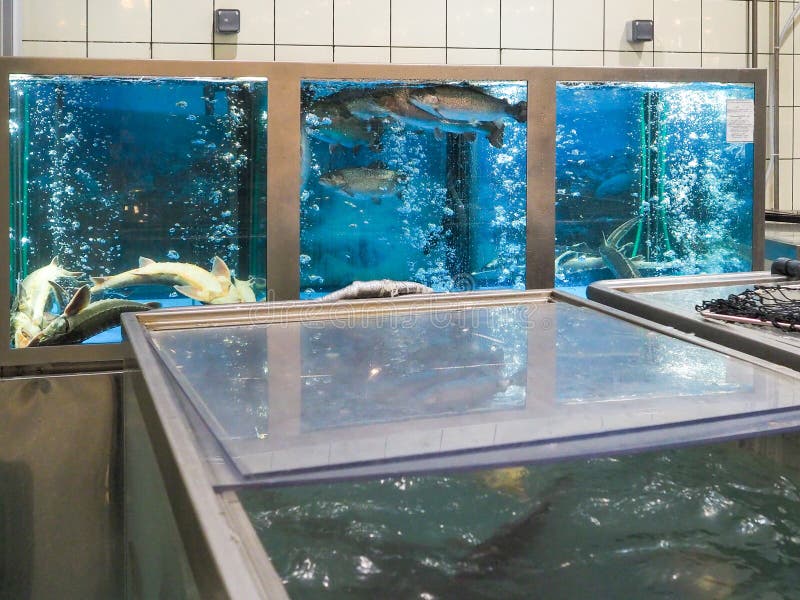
555,82,755,288
299,80,528,297
8,75,268,347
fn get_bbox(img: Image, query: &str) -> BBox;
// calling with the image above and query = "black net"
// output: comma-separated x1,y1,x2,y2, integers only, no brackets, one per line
696,285,800,331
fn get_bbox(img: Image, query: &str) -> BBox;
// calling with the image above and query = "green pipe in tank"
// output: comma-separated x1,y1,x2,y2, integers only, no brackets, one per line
632,94,647,258
656,104,671,254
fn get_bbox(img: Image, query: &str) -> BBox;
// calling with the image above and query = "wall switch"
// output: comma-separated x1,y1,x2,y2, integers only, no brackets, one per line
626,20,654,43
215,9,240,34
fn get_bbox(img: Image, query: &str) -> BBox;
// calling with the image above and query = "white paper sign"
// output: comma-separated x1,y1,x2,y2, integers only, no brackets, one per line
726,99,754,143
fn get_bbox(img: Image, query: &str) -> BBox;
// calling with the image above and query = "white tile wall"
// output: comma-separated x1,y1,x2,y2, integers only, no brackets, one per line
605,0,653,52
501,0,552,50
153,0,213,45
554,0,604,51
18,0,797,209
392,0,446,47
88,0,150,43
335,0,390,47
654,0,701,53
213,0,274,45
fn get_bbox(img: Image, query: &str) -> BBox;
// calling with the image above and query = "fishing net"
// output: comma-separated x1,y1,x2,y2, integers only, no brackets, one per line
696,285,800,331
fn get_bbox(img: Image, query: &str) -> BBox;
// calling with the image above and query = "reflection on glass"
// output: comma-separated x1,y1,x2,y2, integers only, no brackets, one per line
9,75,268,348
554,301,750,403
299,304,529,430
239,440,800,599
299,80,528,298
555,82,754,288
145,298,795,481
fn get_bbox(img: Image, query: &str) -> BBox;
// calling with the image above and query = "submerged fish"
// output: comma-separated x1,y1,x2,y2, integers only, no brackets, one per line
598,217,642,279
14,258,83,329
305,97,383,152
90,256,232,303
409,84,527,124
318,167,405,204
27,286,158,347
339,86,505,148
595,172,635,199
12,258,83,348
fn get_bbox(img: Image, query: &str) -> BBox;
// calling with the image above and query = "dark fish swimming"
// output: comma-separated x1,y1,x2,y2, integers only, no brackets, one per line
318,167,405,204
27,285,159,347
408,83,528,124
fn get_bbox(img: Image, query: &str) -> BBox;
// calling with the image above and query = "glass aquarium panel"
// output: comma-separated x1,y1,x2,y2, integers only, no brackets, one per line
299,79,528,298
9,75,268,348
555,82,754,288
238,436,800,599
146,299,797,479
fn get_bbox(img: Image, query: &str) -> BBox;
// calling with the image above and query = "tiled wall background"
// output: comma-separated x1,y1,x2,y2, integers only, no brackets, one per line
14,0,799,210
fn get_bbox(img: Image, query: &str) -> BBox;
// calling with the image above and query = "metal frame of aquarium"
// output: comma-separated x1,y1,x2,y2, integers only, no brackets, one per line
0,58,766,373
122,288,800,599
586,272,800,372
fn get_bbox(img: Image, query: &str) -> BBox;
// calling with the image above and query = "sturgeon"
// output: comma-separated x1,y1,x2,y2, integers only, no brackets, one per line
12,259,83,347
598,217,642,279
89,256,232,303
27,286,158,347
319,279,434,301
208,278,258,304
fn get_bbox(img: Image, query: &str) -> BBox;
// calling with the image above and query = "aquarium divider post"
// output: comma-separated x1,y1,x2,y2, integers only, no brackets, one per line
265,63,300,302
527,72,556,289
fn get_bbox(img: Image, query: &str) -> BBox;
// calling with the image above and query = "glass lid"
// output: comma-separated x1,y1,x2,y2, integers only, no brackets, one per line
141,294,800,482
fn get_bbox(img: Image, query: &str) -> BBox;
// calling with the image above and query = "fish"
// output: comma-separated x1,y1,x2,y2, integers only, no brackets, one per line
595,172,635,199
408,83,527,124
305,97,383,152
341,86,505,148
457,475,572,579
319,279,433,301
598,217,642,279
318,167,405,204
14,258,83,329
27,286,159,347
208,277,258,304
89,256,232,303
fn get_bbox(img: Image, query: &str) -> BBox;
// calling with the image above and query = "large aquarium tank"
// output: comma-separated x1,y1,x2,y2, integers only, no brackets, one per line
299,79,528,297
8,74,268,348
239,438,800,599
555,81,754,288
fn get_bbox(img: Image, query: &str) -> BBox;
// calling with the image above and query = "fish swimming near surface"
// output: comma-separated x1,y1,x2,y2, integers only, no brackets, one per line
408,83,528,124
27,286,159,347
598,217,642,279
341,86,506,148
318,167,406,204
89,256,232,303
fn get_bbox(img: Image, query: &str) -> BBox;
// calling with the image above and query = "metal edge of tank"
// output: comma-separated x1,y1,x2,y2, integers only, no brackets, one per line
585,271,800,372
123,317,290,600
119,287,800,599
0,57,767,372
123,285,800,478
